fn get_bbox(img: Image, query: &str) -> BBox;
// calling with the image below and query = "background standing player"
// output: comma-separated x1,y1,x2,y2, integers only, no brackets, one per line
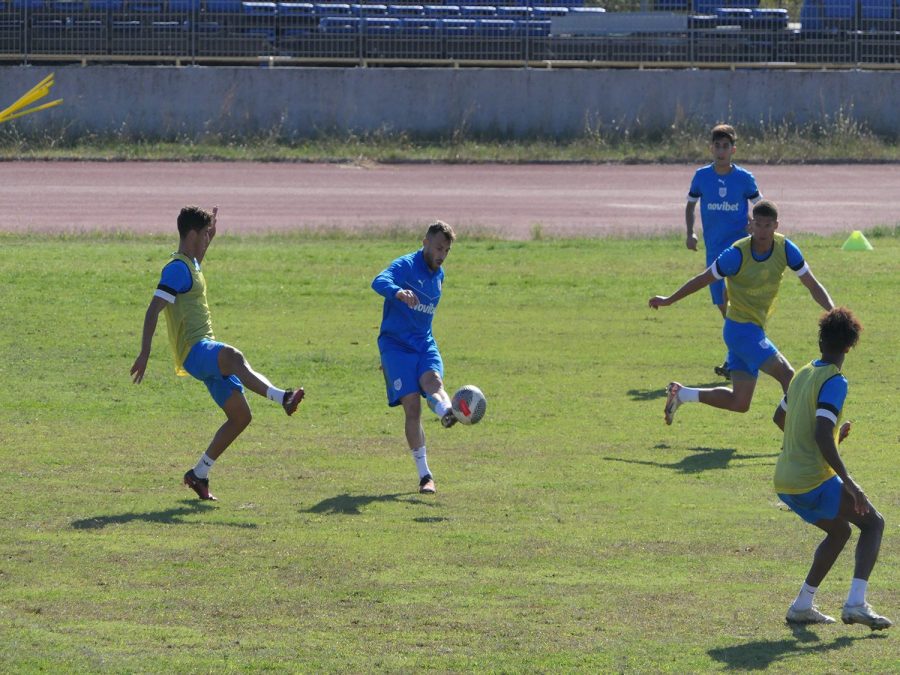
685,124,762,380
130,206,304,501
775,308,891,630
371,221,458,495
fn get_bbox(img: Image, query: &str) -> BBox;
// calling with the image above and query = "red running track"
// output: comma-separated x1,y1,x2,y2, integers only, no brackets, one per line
1,162,897,237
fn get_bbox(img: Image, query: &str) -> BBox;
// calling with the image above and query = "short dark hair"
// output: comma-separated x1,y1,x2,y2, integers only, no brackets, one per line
752,199,779,221
426,220,455,243
711,124,736,144
177,206,213,239
819,307,862,353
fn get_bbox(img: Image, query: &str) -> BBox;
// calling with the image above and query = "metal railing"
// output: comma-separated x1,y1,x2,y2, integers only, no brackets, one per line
1,1,898,67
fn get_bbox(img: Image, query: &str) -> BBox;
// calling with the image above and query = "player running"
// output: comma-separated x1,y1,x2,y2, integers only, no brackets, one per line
372,221,458,495
131,206,304,501
776,308,891,630
649,199,834,427
684,124,762,380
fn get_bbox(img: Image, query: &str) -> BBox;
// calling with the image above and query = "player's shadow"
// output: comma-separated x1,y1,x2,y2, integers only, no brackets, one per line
303,492,434,516
605,446,778,474
708,624,884,670
628,382,724,402
71,500,256,530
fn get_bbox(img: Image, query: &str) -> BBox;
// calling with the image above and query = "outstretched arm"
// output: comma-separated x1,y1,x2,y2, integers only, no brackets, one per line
131,296,168,383
649,268,716,309
799,269,834,312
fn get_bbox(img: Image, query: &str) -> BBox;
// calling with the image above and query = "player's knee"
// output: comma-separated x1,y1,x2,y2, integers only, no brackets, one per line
863,509,885,535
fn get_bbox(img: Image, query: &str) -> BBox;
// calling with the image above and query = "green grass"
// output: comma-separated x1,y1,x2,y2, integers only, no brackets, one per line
0,230,897,672
2,114,898,163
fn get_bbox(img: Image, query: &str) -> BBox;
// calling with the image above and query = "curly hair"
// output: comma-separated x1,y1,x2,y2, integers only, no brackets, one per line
177,206,213,239
819,307,862,353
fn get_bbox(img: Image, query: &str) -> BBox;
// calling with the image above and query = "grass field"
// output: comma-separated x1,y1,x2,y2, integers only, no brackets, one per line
0,231,897,672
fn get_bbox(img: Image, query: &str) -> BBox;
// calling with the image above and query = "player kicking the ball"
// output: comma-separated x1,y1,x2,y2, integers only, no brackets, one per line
776,308,891,630
649,200,834,427
372,221,459,495
130,206,304,501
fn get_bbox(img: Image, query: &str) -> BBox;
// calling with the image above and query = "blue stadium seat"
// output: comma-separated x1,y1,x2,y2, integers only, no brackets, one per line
424,5,459,17
278,1,315,15
169,0,201,12
715,7,753,27
440,17,476,33
11,0,45,8
460,5,496,17
497,6,531,19
362,15,398,30
319,14,359,31
860,0,892,18
799,0,823,30
475,17,514,34
314,2,352,16
655,0,689,10
399,16,439,32
206,0,243,12
46,1,86,13
87,0,124,10
352,3,387,15
531,6,567,19
131,1,165,12
242,1,277,14
822,0,855,18
387,4,424,17
750,7,788,30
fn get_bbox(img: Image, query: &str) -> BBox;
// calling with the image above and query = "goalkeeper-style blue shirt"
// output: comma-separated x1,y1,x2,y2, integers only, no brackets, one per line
688,163,761,261
372,249,444,353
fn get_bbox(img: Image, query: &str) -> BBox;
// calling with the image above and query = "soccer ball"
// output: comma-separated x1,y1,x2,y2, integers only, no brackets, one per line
451,385,486,425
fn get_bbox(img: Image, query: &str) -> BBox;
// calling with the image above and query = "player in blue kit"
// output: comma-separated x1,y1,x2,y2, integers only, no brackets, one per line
650,200,834,427
685,124,762,380
372,221,458,495
131,206,305,501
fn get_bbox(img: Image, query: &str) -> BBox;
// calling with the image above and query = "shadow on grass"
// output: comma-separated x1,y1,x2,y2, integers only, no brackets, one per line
71,499,256,530
303,492,435,516
708,624,886,670
628,382,725,402
605,447,778,473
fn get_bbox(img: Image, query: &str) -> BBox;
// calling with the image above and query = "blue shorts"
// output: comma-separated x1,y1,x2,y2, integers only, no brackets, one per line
722,319,778,378
379,341,444,407
183,339,244,409
778,475,844,524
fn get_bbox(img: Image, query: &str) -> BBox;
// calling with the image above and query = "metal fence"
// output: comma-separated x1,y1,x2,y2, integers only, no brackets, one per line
1,0,898,66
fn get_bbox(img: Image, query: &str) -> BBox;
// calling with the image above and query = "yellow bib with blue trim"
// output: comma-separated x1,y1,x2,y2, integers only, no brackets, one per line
163,253,214,375
725,233,787,327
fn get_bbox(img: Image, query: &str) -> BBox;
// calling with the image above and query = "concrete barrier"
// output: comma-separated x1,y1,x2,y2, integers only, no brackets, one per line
1,65,898,139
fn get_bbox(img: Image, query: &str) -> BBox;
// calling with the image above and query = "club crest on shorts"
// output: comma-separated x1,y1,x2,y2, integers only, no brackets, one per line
393,378,402,391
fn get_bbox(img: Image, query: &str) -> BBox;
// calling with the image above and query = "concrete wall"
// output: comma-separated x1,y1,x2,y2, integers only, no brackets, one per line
2,65,898,139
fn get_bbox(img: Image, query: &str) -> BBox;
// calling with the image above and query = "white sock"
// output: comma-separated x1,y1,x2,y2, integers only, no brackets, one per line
193,453,215,479
791,582,817,611
426,394,451,417
778,396,788,412
679,386,700,403
411,446,431,479
847,578,868,606
266,386,286,403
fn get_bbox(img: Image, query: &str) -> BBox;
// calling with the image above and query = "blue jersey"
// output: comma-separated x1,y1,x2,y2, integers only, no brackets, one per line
688,163,761,260
372,249,444,353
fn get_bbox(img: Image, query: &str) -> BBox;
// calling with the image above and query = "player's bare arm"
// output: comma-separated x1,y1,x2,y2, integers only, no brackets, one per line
814,417,870,516
649,268,716,309
684,202,698,251
131,295,168,383
396,289,419,308
798,269,835,311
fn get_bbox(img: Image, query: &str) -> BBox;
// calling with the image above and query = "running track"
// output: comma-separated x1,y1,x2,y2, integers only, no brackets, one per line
2,162,897,237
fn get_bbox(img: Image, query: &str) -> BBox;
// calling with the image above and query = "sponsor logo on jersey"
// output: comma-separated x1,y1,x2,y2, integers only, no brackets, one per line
414,302,436,315
707,202,740,212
